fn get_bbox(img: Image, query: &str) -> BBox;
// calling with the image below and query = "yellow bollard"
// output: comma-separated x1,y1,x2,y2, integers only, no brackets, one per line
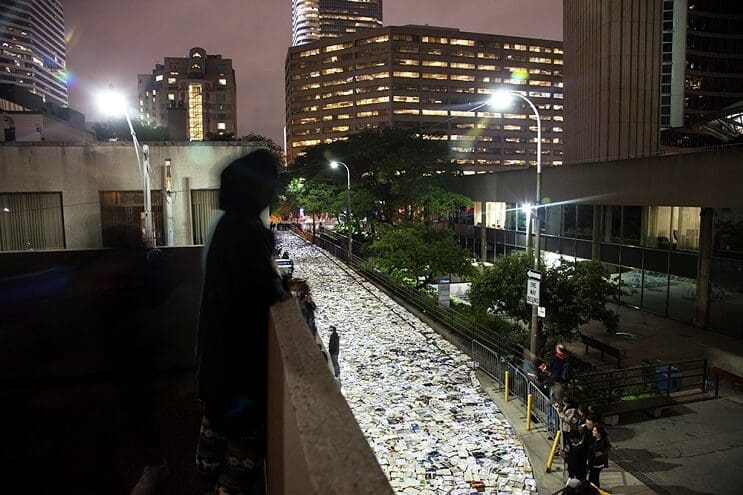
546,430,562,472
504,371,510,401
526,394,533,431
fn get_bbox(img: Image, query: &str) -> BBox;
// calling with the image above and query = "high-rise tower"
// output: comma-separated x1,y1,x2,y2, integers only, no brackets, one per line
0,0,67,105
291,0,383,46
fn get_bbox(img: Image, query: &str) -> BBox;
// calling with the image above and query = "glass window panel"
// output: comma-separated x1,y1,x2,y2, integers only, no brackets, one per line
622,206,643,246
620,266,642,308
562,204,576,237
576,205,593,240
709,258,743,336
543,203,561,236
713,208,743,259
642,270,669,315
668,275,696,324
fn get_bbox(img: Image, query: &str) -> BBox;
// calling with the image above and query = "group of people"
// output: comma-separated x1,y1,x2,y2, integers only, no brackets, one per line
524,344,612,492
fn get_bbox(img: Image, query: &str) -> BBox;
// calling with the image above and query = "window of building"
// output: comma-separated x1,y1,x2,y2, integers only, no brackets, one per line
423,60,448,67
191,189,219,245
217,122,226,130
218,78,227,85
0,192,65,251
450,39,475,46
393,71,419,78
451,62,475,70
422,73,447,80
155,74,163,82
422,36,448,44
450,74,475,81
167,93,175,101
167,77,176,84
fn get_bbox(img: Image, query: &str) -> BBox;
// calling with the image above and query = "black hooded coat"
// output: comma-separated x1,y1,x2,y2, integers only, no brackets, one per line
196,149,283,434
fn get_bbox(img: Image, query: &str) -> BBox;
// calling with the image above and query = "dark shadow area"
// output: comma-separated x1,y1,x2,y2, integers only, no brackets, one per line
612,448,682,473
605,426,635,442
0,247,203,493
614,404,696,426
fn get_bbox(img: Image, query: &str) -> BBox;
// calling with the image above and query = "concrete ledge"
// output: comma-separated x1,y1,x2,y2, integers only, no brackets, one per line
267,299,393,495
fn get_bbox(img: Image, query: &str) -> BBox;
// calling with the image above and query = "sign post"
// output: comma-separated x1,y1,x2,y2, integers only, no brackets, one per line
526,269,541,307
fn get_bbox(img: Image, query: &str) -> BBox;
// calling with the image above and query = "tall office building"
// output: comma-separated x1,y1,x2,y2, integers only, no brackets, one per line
0,0,67,106
564,0,743,163
286,25,564,170
138,47,237,141
563,0,662,164
291,0,383,46
660,0,743,144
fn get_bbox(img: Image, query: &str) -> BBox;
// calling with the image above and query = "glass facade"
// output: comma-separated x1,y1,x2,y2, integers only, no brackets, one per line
462,202,743,337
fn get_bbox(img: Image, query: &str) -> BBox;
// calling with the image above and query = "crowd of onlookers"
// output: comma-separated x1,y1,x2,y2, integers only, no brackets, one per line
523,344,612,494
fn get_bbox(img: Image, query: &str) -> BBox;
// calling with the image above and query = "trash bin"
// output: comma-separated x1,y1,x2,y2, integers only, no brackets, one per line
655,365,681,393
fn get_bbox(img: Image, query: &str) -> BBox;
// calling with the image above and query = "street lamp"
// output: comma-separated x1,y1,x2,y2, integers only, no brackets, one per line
96,89,154,247
330,160,352,261
521,203,532,258
490,89,543,354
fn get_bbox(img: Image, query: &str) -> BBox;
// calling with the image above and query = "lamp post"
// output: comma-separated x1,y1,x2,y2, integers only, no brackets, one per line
97,90,154,247
490,89,543,354
330,160,352,261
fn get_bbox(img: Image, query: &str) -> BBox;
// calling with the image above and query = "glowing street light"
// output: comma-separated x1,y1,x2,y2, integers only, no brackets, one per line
490,89,544,354
330,160,352,261
96,88,154,247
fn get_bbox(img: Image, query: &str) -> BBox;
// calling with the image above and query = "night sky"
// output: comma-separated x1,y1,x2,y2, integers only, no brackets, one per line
64,0,562,144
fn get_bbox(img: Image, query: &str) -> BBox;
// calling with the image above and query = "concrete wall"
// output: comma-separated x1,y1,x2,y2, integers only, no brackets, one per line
0,142,260,249
0,113,93,143
455,147,743,209
0,246,393,494
267,299,393,495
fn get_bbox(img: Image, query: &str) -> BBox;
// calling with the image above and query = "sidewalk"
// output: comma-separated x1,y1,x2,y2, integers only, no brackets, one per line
569,304,743,376
476,370,654,495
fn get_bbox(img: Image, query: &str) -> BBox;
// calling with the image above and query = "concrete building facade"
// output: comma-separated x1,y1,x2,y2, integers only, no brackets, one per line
0,0,67,106
0,142,259,250
137,47,237,141
563,0,662,164
291,0,383,46
286,25,564,170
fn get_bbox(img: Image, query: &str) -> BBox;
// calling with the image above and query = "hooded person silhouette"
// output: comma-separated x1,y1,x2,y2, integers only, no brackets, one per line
195,149,284,493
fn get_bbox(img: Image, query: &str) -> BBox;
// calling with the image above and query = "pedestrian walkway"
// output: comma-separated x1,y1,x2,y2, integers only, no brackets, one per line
280,232,537,494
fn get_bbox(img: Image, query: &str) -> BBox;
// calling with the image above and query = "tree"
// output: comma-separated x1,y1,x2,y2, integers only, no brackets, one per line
371,223,475,289
289,127,460,225
92,120,168,141
470,254,619,353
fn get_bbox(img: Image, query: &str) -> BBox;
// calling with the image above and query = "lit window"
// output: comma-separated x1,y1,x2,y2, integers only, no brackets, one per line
155,74,163,82
152,89,157,95
451,62,475,70
450,39,475,46
392,71,419,78
422,61,448,67
421,36,448,44
529,57,553,64
450,74,474,81
393,96,419,103
217,122,226,130
192,52,203,57
219,78,227,85
393,109,420,115
167,77,177,84
422,73,447,80
167,93,175,101
422,109,448,116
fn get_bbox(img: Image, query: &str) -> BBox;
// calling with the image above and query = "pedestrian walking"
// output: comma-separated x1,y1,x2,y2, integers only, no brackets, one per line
329,326,340,379
588,424,611,487
195,149,286,494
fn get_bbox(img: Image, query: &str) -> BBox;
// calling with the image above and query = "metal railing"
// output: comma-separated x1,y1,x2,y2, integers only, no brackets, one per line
473,339,555,433
568,358,708,406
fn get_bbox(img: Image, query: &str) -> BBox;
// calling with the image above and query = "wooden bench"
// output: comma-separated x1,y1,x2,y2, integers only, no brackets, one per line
596,395,677,425
580,333,625,368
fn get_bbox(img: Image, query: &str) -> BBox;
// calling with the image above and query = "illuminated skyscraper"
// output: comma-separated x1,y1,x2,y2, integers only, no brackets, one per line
0,0,67,105
291,0,383,46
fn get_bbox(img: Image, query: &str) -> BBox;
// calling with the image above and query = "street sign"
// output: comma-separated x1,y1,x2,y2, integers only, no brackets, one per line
538,306,546,318
526,269,541,306
527,279,540,306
